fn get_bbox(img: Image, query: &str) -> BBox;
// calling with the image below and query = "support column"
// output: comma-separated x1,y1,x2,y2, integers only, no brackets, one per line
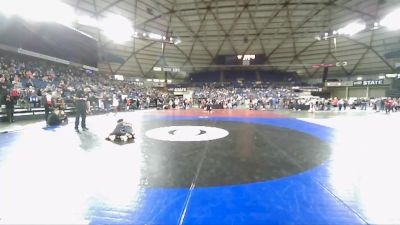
256,70,261,81
322,67,329,84
345,86,349,99
220,71,224,83
163,71,168,91
366,86,369,98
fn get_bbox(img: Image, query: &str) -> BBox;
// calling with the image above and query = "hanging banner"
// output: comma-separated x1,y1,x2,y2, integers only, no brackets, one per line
18,48,70,65
353,79,384,86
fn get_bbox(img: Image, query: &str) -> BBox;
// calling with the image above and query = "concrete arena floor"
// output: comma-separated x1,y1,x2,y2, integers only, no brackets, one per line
1,109,400,224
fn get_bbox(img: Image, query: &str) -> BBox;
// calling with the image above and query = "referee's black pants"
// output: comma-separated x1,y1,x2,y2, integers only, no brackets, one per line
75,109,87,129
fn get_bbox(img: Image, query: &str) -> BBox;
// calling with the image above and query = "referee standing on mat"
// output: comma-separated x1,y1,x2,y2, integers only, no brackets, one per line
74,88,89,132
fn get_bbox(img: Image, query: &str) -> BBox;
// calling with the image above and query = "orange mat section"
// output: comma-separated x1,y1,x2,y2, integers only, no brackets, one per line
149,109,288,118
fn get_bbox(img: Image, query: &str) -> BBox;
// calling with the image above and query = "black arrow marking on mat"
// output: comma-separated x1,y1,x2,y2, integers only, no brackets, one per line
198,130,207,136
168,130,177,135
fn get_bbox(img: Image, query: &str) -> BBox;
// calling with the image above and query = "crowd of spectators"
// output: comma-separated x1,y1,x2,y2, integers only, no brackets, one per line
347,97,400,113
192,83,400,113
192,83,299,110
0,53,176,121
2,52,400,123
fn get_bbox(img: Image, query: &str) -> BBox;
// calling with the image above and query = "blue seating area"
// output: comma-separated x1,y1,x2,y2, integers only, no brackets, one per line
190,71,220,82
189,70,299,84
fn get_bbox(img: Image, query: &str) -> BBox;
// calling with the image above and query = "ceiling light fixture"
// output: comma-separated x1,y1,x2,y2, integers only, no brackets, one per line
149,33,162,40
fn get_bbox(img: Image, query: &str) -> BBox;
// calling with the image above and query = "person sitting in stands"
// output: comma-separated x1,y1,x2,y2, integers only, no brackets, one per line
105,119,135,142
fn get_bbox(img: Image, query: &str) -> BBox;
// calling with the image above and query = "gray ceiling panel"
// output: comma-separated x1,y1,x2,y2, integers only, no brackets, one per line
65,0,400,78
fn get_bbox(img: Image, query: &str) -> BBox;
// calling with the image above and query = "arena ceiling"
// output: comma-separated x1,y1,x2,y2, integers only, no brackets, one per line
64,0,400,79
